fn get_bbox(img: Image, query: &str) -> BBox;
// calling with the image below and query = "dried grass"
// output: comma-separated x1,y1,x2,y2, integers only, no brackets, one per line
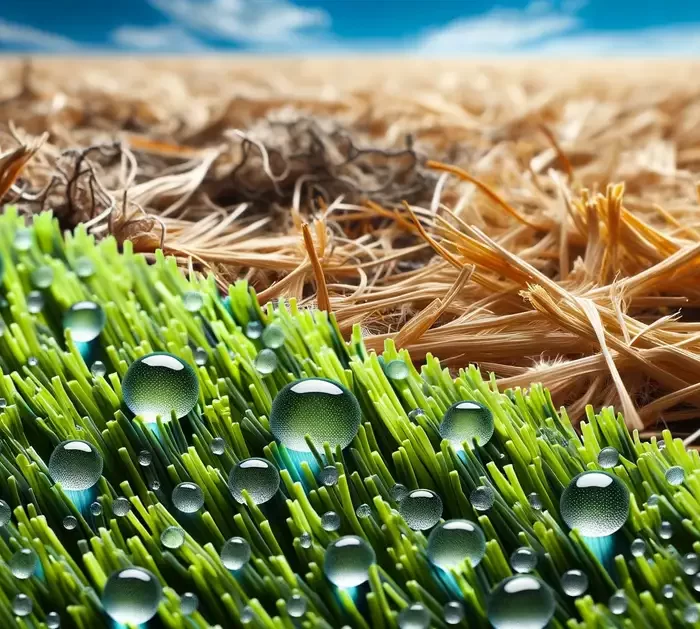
2,57,700,438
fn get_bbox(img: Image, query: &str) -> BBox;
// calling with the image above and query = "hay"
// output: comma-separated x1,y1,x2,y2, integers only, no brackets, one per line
2,57,700,437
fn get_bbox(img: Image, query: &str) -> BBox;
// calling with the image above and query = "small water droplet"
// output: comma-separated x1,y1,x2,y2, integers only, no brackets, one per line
12,593,32,617
694,574,700,592
46,611,61,628
262,324,285,348
356,503,371,518
210,437,225,455
194,347,208,366
246,321,263,339
443,601,464,625
408,408,426,421
112,497,130,517
0,499,11,526
228,457,280,505
138,450,152,466
470,485,495,512
161,526,185,549
150,479,161,491
91,361,106,378
427,519,486,570
49,440,103,490
254,348,278,374
0,397,6,409
31,265,54,288
63,515,78,530
609,591,627,615
391,483,409,502
527,492,543,510
299,532,312,548
684,605,700,624
10,548,38,579
510,547,537,573
27,291,44,313
683,553,699,575
27,356,38,367
560,569,588,596
324,535,375,587
439,400,494,449
630,538,646,557
220,537,251,570
399,489,443,530
659,520,673,539
14,228,33,252
398,603,430,629
647,494,660,506
287,593,307,618
172,482,204,513
180,592,198,615
319,465,339,486
665,466,685,486
661,584,674,599
63,301,106,342
90,501,102,516
102,567,162,624
183,291,203,312
487,575,555,629
321,511,341,531
597,446,619,468
385,359,409,381
240,606,254,624
75,256,94,278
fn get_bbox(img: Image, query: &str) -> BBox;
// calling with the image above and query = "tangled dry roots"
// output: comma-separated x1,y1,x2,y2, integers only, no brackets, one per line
3,58,700,439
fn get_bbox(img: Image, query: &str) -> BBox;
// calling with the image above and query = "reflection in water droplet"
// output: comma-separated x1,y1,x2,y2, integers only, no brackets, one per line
49,440,103,491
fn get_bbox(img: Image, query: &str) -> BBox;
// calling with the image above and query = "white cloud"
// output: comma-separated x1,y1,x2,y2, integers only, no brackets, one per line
112,25,208,52
0,19,79,51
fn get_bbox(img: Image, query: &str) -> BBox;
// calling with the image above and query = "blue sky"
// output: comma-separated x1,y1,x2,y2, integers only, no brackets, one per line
1,0,700,55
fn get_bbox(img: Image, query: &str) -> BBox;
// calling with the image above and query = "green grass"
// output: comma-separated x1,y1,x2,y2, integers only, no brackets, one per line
0,206,699,628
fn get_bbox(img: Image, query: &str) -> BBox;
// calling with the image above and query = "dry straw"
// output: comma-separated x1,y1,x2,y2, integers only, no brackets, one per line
2,57,700,439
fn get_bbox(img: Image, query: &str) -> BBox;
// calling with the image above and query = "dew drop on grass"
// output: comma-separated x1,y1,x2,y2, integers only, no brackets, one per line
470,485,495,512
647,494,660,506
228,457,280,505
27,356,38,367
12,594,32,617
324,535,375,588
321,511,341,531
408,408,426,422
439,400,494,449
597,446,619,468
398,603,430,629
356,503,371,518
630,538,646,557
262,323,285,348
220,537,251,570
665,465,685,486
10,548,38,579
112,497,130,517
138,450,152,466
46,611,61,628
27,291,44,313
527,492,543,510
299,532,312,549
49,440,103,491
180,592,198,615
31,265,54,288
270,378,361,452
150,479,161,491
391,483,409,501
684,605,700,623
661,584,674,599
609,591,628,615
182,291,203,312
254,349,278,374
287,594,307,618
659,520,673,539
559,471,629,537
210,438,225,455
62,515,77,530
194,347,208,366
427,519,486,570
443,601,465,625
14,228,32,251
91,361,106,378
560,569,588,596
161,526,185,549
385,359,409,381
0,398,6,409
694,574,700,592
63,301,106,342
510,547,537,573
319,465,339,486
241,606,255,624
0,499,11,526
90,502,102,516
172,482,204,513
487,575,555,629
74,256,94,278
246,321,263,339
399,489,443,530
683,553,699,575
102,567,162,625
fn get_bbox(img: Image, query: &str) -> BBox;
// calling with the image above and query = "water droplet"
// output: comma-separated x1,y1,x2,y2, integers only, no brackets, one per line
10,548,37,579
194,347,208,366
63,301,106,342
609,591,627,615
527,492,543,510
470,485,495,512
287,594,307,618
0,398,6,409
31,265,54,288
661,584,674,599
150,479,161,491
322,511,341,531
427,519,486,570
356,503,371,518
684,605,700,624
510,547,537,573
391,483,409,502
270,378,361,452
319,465,339,486
49,440,103,490
12,594,32,617
0,499,11,526
27,356,38,367
14,228,32,251
161,526,185,549
659,521,673,539
220,537,251,570
27,291,44,313
102,567,162,625
683,553,699,575
443,601,464,625
210,437,225,455
46,611,61,628
254,348,278,374
75,256,94,278
487,575,555,629
91,361,106,377
183,291,203,312
560,569,588,596
240,606,254,624
324,535,375,588
665,466,685,486
172,482,204,513
228,457,280,505
262,324,285,348
439,400,494,449
559,471,629,537
398,603,430,629
597,446,619,468
408,408,426,422
399,489,443,530
386,359,409,381
299,532,312,548
113,497,131,517
694,574,700,592
246,321,263,339
180,592,198,615
122,353,199,421
138,450,152,466
63,515,78,530
90,501,102,516
630,538,646,557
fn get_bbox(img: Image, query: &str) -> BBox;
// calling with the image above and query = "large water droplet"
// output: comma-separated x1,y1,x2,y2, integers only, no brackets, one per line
161,526,185,549
609,591,627,615
63,301,106,342
510,547,537,573
0,499,11,526
398,603,430,629
597,446,619,468
122,353,199,421
180,592,198,615
560,569,588,596
470,485,495,511
102,567,163,625
443,601,464,625
385,359,409,381
487,575,555,629
270,378,361,452
12,594,32,617
254,349,278,374
10,548,38,579
399,489,443,530
172,482,204,513
665,465,685,486
287,594,307,618
262,324,285,348
220,537,251,570
439,400,494,449
31,265,54,289
228,457,280,505
182,291,203,312
427,519,485,570
49,440,103,490
559,471,629,537
322,511,341,531
683,553,699,575
324,535,375,588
